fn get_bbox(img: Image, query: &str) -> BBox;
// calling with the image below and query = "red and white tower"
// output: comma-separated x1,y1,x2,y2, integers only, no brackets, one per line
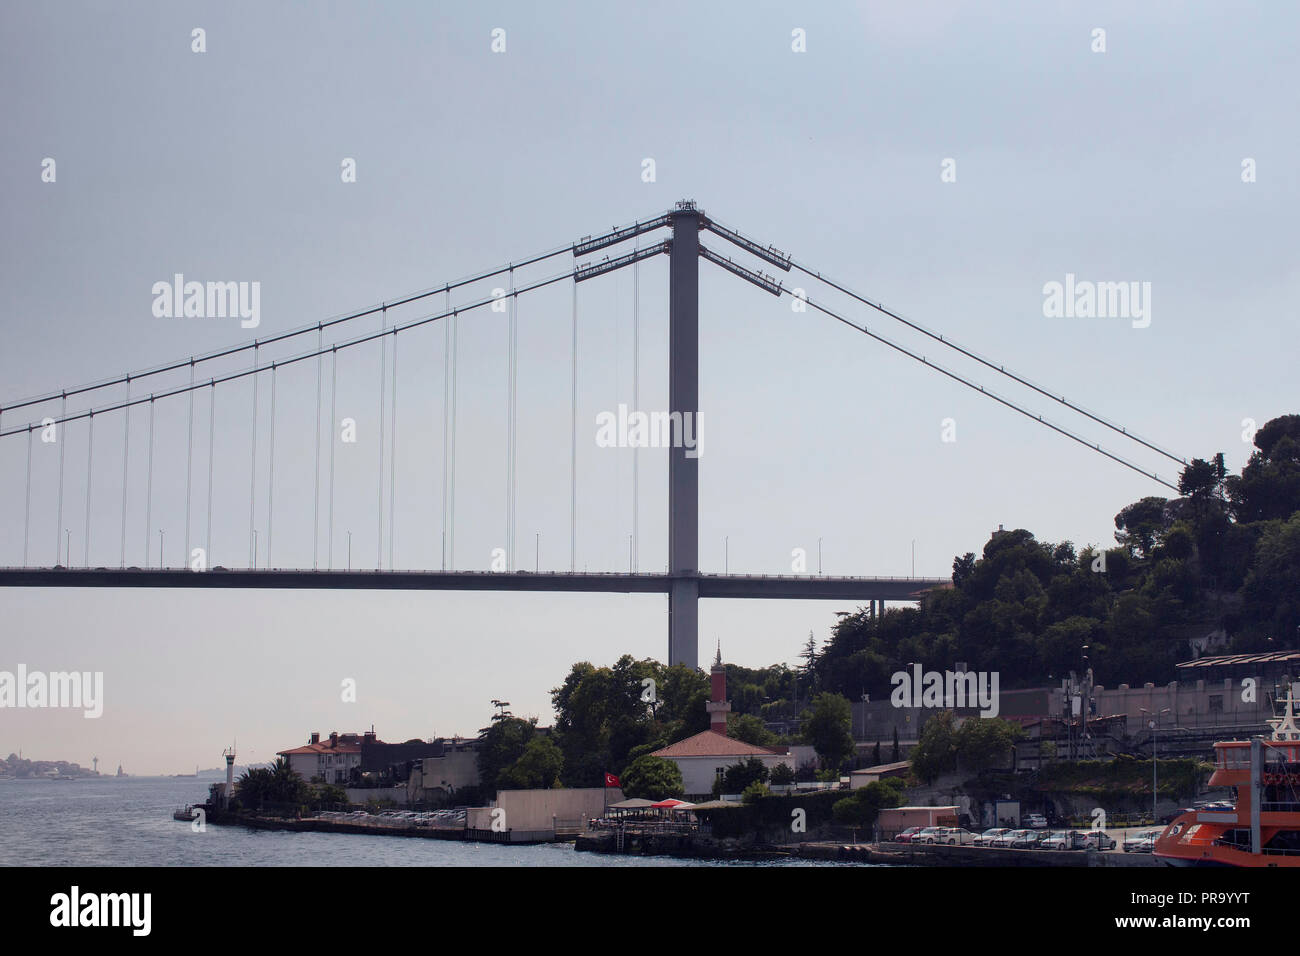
706,642,731,736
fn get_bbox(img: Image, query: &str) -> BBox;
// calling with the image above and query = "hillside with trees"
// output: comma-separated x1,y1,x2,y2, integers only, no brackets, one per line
812,414,1300,698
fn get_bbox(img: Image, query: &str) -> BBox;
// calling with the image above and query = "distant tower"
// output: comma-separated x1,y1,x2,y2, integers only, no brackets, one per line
92,756,98,774
223,746,236,809
706,641,732,736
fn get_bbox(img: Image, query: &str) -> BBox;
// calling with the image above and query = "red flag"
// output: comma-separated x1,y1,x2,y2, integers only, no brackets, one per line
604,773,620,788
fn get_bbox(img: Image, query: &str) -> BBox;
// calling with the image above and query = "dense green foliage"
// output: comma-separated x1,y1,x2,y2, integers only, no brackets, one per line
620,755,685,800
810,416,1300,696
712,756,772,797
799,692,856,771
831,777,906,826
497,735,564,790
909,711,1024,783
551,656,713,788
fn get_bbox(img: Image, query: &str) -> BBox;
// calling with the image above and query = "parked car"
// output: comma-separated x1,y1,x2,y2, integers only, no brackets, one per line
1012,830,1048,849
1160,807,1196,825
1040,830,1082,850
911,826,949,844
1123,828,1164,853
939,827,977,845
1024,813,1048,829
1079,829,1117,850
894,826,923,843
974,827,1009,846
993,827,1034,848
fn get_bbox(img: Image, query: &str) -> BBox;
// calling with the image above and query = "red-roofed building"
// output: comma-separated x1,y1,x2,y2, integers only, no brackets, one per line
278,731,370,784
651,647,795,797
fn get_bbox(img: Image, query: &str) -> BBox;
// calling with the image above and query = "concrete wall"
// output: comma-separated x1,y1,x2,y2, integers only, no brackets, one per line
489,788,625,831
411,750,479,793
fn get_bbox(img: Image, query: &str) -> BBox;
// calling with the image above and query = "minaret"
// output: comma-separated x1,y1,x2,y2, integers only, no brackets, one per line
705,641,731,736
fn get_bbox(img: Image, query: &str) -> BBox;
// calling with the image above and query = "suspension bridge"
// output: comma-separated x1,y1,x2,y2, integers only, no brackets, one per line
0,201,1188,668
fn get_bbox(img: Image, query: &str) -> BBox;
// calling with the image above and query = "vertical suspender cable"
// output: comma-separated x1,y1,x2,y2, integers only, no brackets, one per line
441,287,450,570
328,347,338,570
56,393,66,564
84,411,94,567
570,281,577,572
313,326,323,569
23,426,33,567
145,396,155,567
267,363,277,568
388,329,397,571
632,247,640,574
206,381,215,568
377,306,386,570
120,378,130,568
507,265,516,571
448,290,457,570
184,360,195,565
248,344,259,568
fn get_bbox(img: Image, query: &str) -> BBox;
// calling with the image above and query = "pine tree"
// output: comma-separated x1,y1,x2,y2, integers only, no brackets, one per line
891,726,901,762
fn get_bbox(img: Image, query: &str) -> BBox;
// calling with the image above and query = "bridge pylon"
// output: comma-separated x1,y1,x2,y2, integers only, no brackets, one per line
668,201,700,669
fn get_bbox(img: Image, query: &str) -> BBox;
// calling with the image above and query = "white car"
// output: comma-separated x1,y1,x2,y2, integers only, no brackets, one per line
911,826,949,844
938,827,976,845
1024,813,1048,829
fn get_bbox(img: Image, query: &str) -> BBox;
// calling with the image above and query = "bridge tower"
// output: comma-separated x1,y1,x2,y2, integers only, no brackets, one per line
668,201,700,669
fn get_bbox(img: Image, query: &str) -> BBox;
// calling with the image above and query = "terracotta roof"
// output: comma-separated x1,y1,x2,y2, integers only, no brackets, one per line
651,731,790,759
278,740,363,756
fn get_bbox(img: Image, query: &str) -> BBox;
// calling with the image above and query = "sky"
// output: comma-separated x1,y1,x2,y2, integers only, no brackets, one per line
1,1,1297,774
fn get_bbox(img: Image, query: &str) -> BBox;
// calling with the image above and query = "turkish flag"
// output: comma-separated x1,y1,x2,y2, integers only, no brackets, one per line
604,773,620,788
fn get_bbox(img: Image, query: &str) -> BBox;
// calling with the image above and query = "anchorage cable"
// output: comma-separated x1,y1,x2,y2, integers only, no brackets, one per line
791,258,1188,467
795,288,1180,492
704,215,1188,468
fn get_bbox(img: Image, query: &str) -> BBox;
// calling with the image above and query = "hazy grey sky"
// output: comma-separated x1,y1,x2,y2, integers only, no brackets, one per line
1,2,1296,773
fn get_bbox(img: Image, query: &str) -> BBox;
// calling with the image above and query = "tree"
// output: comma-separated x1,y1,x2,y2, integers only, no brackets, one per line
953,717,1022,773
476,716,537,796
798,631,819,697
832,778,905,827
719,756,770,795
769,762,795,786
891,726,901,762
620,755,684,800
910,711,958,783
728,712,776,746
801,692,856,771
741,780,771,804
497,735,564,790
872,741,882,766
1114,496,1169,558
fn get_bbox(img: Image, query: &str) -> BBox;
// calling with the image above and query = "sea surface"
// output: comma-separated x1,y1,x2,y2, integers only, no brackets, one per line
0,777,845,867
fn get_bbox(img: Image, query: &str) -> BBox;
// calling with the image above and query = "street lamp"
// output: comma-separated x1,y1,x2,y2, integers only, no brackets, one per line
1140,707,1171,823
818,537,823,575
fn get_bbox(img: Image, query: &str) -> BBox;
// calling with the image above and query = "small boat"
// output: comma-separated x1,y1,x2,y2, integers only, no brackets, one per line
172,805,199,821
1154,687,1300,867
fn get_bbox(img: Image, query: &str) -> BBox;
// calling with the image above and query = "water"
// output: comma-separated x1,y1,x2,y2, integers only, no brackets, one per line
0,777,843,866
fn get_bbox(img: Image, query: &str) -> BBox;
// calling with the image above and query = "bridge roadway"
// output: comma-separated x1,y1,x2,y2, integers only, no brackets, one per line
0,567,949,601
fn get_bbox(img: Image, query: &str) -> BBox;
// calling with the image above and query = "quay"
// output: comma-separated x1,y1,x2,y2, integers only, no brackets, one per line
794,841,1161,867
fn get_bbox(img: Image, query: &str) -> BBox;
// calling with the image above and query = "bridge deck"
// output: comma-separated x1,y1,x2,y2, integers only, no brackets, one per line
0,568,949,601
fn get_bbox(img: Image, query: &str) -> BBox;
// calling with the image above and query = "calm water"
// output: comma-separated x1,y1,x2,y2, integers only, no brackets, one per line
0,777,843,867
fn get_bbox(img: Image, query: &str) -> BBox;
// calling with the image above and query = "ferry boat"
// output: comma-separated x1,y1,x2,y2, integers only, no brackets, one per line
1154,687,1300,867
